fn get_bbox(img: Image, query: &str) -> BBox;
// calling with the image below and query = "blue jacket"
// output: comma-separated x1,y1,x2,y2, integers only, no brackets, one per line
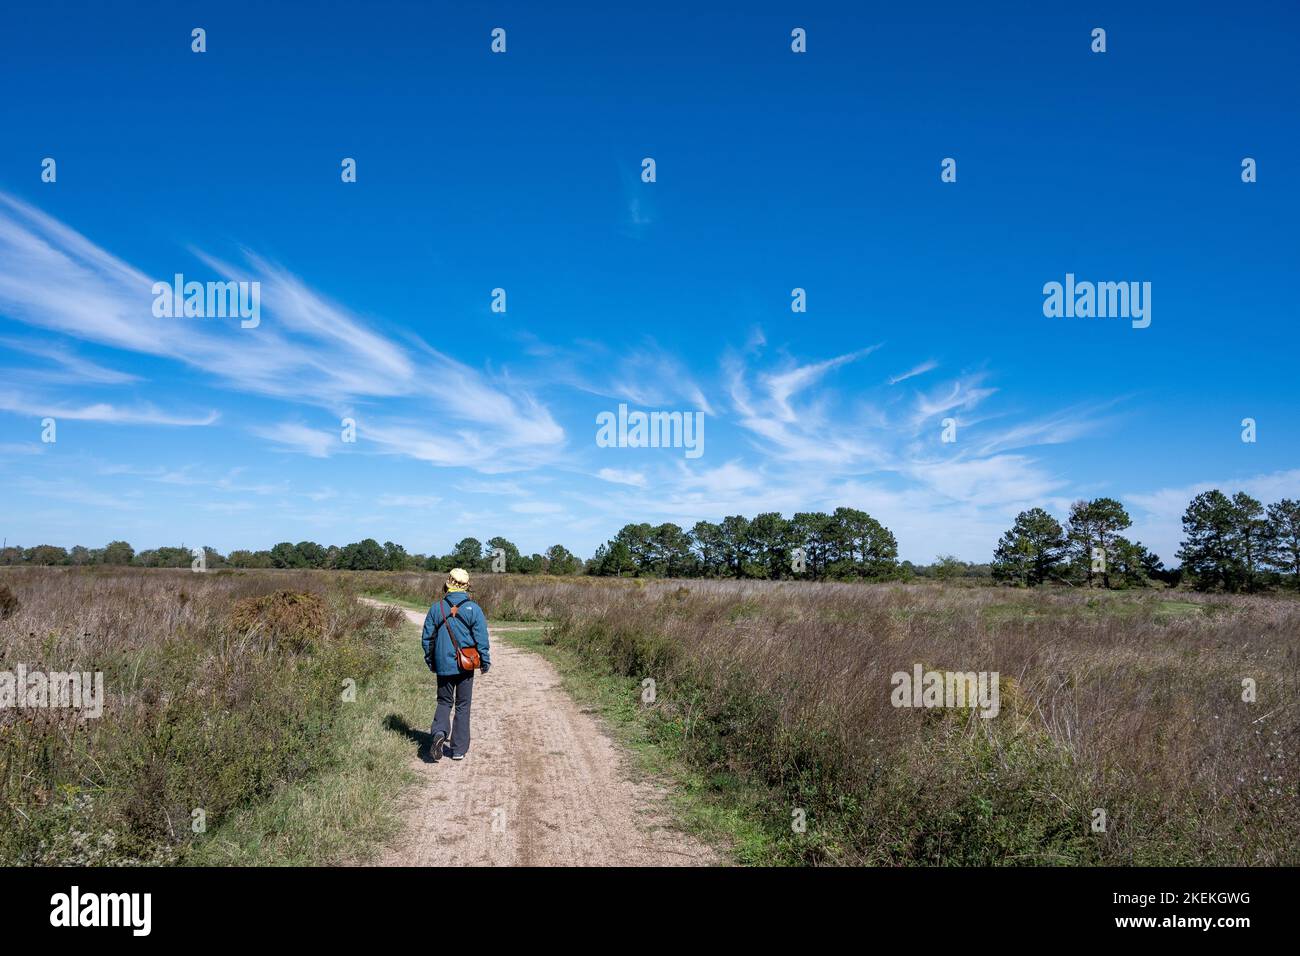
421,592,491,676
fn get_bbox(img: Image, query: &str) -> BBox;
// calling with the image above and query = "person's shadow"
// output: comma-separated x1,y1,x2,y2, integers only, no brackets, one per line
384,714,446,763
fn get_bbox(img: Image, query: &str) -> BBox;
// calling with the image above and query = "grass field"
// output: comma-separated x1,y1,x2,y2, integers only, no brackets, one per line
0,567,403,864
365,572,1300,865
3,567,1296,866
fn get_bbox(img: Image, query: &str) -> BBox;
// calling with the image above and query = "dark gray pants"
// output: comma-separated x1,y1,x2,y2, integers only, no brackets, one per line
431,671,473,757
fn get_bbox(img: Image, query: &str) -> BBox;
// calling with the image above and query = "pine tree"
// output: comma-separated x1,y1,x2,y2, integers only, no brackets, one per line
1177,490,1242,591
992,508,1068,586
1264,498,1300,586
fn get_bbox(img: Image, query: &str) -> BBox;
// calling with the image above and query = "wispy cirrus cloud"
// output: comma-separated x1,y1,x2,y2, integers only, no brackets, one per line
726,344,889,469
15,476,143,511
565,333,1117,557
249,422,338,459
0,192,564,469
910,373,998,427
0,336,139,385
887,359,937,385
95,461,287,495
0,198,1138,562
511,500,566,515
905,455,1064,508
596,467,647,488
529,336,714,415
377,493,442,509
0,392,217,426
761,346,881,422
961,402,1117,458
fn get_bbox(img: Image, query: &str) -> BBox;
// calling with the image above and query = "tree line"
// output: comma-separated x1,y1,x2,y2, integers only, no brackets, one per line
4,491,1296,592
992,493,1299,592
0,508,905,583
587,508,900,580
0,537,584,575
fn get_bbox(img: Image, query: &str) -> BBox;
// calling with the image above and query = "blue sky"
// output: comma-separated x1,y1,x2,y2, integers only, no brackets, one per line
1,0,1296,564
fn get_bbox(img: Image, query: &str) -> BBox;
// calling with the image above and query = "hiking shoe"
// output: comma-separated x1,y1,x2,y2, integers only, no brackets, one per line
429,730,447,762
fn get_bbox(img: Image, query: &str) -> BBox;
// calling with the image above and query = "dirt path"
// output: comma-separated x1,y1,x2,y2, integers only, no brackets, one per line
362,600,718,867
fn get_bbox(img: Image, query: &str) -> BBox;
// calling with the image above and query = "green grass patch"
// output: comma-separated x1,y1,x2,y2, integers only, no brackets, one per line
362,590,428,612
983,593,1207,626
1151,600,1205,624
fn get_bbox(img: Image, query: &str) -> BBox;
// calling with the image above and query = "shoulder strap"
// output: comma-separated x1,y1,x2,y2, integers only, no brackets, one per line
438,598,477,649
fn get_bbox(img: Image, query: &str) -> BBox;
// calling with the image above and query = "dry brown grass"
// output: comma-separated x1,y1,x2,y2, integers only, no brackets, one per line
0,567,396,865
230,589,328,650
6,565,1294,866
0,583,18,620
366,572,1299,864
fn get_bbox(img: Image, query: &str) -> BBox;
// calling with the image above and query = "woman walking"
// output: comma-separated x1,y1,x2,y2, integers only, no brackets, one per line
421,568,491,761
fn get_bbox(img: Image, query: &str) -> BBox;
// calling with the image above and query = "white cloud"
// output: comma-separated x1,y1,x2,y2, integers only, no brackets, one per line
726,347,888,469
675,459,764,495
15,477,142,511
0,198,1178,564
888,360,937,385
0,392,217,426
542,339,715,416
596,467,647,488
0,192,565,469
377,494,442,509
906,455,1063,508
250,422,336,458
511,500,565,514
956,401,1118,458
0,336,140,385
911,374,998,425
761,346,880,422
